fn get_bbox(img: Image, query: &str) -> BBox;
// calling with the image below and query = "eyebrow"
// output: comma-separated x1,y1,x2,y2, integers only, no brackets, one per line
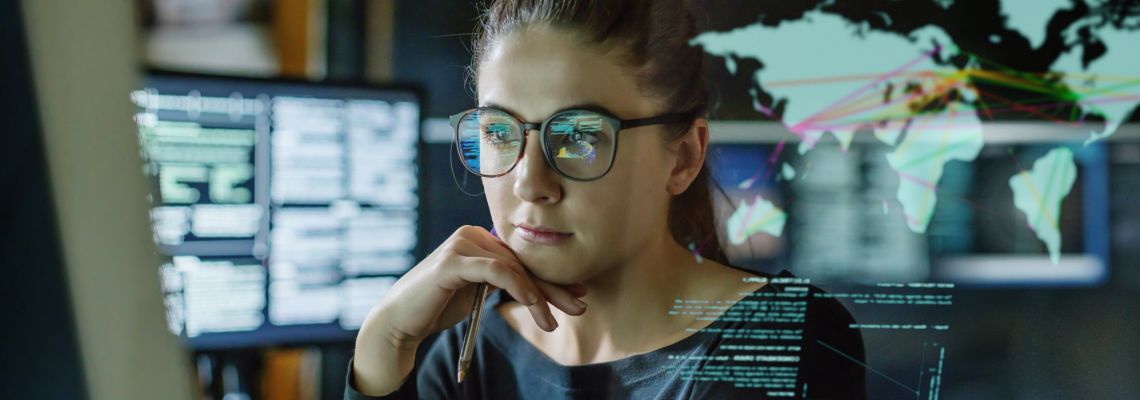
479,101,617,121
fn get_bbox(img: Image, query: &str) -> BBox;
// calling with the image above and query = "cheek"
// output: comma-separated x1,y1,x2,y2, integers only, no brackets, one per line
482,176,509,196
580,141,671,230
612,136,672,201
482,178,516,217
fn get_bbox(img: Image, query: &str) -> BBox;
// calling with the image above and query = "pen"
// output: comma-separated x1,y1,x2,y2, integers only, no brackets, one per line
456,282,487,383
457,228,497,383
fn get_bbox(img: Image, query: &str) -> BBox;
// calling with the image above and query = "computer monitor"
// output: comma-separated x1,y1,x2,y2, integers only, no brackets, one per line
710,133,1112,287
131,72,422,348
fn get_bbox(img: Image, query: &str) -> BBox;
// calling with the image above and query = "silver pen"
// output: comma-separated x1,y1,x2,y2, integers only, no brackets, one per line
457,227,498,383
456,282,488,383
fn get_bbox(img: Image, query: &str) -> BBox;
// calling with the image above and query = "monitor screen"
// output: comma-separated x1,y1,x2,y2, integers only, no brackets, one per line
132,72,421,348
710,137,1111,287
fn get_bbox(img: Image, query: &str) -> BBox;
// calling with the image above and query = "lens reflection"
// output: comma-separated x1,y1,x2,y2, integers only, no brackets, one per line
546,111,615,180
456,109,522,176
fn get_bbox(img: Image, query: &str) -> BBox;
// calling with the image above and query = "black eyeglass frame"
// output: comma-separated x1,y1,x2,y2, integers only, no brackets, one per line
449,105,695,182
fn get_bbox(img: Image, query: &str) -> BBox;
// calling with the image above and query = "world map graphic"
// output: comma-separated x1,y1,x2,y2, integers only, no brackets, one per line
692,0,1139,264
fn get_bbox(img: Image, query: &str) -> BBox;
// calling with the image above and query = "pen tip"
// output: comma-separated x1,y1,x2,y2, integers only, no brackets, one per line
457,370,465,383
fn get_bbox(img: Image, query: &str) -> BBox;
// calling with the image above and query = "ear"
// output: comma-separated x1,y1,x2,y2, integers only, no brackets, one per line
666,118,709,195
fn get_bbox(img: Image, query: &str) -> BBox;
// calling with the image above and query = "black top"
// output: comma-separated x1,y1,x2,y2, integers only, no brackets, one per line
345,270,866,399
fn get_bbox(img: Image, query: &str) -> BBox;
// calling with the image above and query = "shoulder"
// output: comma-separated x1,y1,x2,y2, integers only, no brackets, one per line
410,316,470,399
769,272,867,398
681,260,770,301
699,269,866,398
754,270,862,349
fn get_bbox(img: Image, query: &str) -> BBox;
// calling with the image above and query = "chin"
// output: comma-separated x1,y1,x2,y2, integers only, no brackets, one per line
516,251,591,285
532,269,588,286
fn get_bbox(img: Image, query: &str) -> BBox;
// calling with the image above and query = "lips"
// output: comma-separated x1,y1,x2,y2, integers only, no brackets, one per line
514,223,573,245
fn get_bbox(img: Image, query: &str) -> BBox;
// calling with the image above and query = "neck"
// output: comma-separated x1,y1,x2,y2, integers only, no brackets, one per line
547,231,701,363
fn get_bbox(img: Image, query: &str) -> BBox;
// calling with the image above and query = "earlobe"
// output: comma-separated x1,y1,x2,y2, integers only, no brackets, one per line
669,180,684,195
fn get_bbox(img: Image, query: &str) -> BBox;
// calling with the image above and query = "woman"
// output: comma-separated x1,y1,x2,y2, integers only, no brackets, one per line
348,0,865,398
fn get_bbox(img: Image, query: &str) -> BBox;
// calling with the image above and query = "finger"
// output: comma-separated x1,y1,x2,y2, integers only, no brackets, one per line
450,239,532,291
480,261,563,332
457,225,519,263
487,261,579,323
563,283,588,298
533,279,587,316
456,228,586,300
455,227,587,301
449,257,558,332
442,256,535,304
451,228,562,330
449,237,541,299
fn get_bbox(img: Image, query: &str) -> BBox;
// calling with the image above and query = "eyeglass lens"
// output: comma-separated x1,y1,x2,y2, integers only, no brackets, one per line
456,109,616,180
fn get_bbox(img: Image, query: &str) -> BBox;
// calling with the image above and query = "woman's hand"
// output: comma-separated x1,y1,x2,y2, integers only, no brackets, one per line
351,225,588,396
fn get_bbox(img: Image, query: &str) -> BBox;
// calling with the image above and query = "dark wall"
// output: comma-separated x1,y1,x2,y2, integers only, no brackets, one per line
393,0,483,119
392,0,493,250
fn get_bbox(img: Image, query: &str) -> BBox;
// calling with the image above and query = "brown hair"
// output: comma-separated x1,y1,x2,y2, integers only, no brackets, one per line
469,0,729,265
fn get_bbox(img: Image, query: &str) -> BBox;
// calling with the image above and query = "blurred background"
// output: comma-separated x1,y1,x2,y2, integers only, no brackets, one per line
3,0,1138,399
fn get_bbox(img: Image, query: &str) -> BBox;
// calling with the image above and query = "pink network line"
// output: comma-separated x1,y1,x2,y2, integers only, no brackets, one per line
974,94,1140,115
799,92,1140,133
896,170,938,191
800,119,979,134
767,69,1137,141
794,72,951,130
796,99,973,137
792,75,970,136
790,46,940,135
736,139,788,190
903,212,922,228
761,139,787,183
975,88,1082,127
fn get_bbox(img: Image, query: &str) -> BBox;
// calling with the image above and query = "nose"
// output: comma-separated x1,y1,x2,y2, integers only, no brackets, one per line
512,128,563,204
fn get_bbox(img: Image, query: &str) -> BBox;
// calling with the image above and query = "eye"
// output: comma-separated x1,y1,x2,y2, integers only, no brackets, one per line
551,118,605,145
480,123,517,146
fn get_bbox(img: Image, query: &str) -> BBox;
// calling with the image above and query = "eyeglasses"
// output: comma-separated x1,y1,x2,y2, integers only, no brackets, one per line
450,105,693,181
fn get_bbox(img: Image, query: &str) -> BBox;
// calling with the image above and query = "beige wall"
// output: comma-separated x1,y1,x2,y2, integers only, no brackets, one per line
20,1,192,399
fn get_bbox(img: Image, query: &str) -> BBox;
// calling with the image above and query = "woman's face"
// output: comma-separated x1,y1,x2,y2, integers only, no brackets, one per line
477,26,676,285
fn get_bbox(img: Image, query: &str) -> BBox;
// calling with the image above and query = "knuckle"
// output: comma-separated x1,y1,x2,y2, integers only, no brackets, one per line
424,260,448,276
446,226,475,243
499,260,523,273
438,243,457,258
487,261,518,281
455,225,482,236
443,237,469,255
483,259,506,273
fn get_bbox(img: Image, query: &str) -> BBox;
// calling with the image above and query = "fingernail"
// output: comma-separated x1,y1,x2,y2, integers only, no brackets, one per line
571,297,587,310
547,314,559,330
